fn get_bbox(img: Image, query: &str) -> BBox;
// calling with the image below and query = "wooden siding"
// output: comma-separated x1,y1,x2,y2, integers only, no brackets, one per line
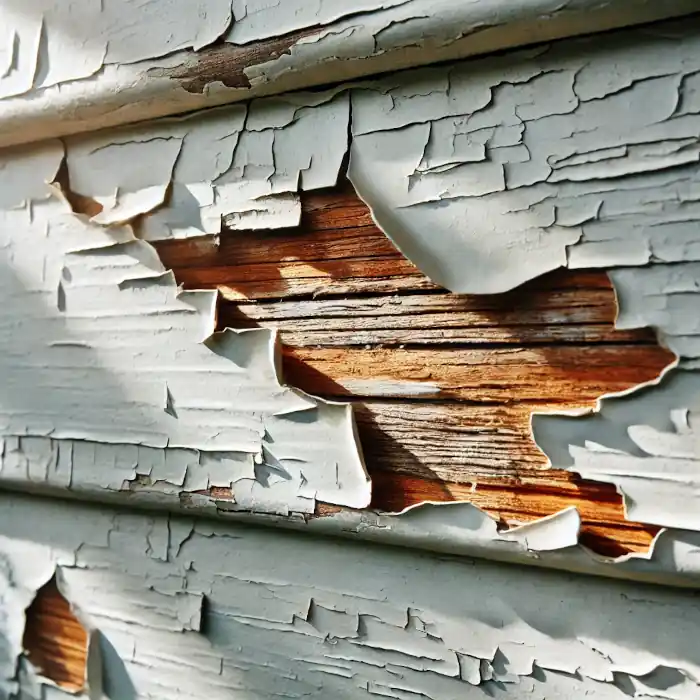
155,180,675,557
22,577,88,693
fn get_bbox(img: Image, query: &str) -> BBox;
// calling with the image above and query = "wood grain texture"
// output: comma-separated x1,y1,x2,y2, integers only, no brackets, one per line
22,576,88,692
155,180,675,557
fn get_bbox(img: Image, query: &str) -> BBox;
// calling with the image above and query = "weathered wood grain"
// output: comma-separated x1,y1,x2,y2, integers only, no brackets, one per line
154,180,675,556
22,577,88,692
227,290,651,346
281,345,666,402
369,471,660,556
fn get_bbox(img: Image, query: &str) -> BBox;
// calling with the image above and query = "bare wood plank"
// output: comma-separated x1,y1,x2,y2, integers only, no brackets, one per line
224,289,655,346
281,344,672,402
153,180,675,556
352,401,556,480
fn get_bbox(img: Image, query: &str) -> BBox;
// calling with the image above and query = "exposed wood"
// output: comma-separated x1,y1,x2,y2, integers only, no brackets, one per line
155,185,432,300
3,2,698,151
281,345,666,402
22,577,88,693
227,290,651,346
154,180,675,556
157,28,320,93
369,472,659,557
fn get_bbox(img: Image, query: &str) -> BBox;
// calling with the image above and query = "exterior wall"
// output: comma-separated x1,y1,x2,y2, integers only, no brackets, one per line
3,492,700,700
0,0,697,147
157,182,671,558
0,3,699,699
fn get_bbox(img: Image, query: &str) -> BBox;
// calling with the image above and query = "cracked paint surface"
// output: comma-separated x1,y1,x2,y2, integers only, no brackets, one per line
0,137,370,515
2,492,700,699
0,16,699,568
62,90,350,237
0,14,700,698
310,501,700,588
343,21,700,535
534,370,700,531
1,0,691,100
0,0,699,147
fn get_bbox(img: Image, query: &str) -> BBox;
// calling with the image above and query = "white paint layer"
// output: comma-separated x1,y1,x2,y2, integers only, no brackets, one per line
534,371,700,531
0,0,698,147
3,492,700,699
59,90,351,246
0,136,369,514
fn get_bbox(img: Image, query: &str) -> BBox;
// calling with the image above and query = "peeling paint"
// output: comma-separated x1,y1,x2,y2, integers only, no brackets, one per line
347,21,700,305
533,369,700,531
62,91,349,239
1,1,699,147
1,12,700,697
0,15,699,575
0,0,232,99
308,501,700,589
0,537,56,697
2,492,700,699
340,20,700,542
0,137,370,515
22,575,89,693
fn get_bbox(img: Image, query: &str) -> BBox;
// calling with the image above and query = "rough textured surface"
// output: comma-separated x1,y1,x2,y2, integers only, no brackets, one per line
535,370,700,531
2,17,700,698
64,91,348,236
344,20,700,533
348,22,700,316
22,577,89,693
158,180,672,557
2,16,700,574
3,492,700,699
0,0,699,147
0,138,370,516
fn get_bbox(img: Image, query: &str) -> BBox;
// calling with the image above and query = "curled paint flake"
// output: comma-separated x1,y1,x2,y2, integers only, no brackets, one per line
0,128,369,515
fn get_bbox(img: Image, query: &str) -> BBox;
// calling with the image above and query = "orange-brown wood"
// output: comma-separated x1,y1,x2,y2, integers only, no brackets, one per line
369,471,658,557
282,344,666,402
155,180,675,556
22,576,88,692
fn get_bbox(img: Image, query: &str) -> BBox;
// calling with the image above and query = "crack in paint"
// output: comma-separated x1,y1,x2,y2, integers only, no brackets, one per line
1,16,699,562
2,493,700,698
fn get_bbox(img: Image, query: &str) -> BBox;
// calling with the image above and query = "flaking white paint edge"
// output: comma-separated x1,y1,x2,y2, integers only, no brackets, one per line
0,124,371,519
4,491,700,699
344,17,700,543
1,16,700,589
0,0,699,148
3,474,700,588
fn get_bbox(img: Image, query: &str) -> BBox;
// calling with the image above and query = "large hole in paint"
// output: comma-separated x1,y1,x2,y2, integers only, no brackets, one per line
154,178,676,557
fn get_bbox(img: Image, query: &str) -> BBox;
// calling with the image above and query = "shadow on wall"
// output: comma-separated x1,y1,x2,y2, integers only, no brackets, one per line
96,632,137,700
0,161,368,698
